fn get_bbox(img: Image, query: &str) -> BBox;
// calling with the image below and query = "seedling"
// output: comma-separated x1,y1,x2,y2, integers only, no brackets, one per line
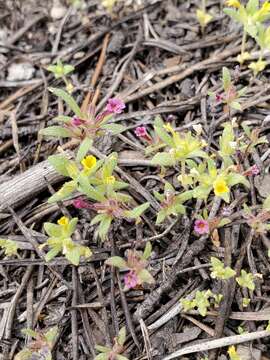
106,242,154,290
95,326,128,360
239,122,268,156
196,0,213,31
15,326,58,360
243,297,251,307
242,196,270,234
0,238,19,257
43,216,92,265
209,67,246,117
181,289,214,316
210,257,236,280
47,59,74,93
224,0,270,64
236,269,255,291
153,182,193,224
40,89,126,161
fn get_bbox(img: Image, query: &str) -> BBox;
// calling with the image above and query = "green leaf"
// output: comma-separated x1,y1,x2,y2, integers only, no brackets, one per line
44,223,62,237
48,155,70,177
95,345,111,353
230,101,242,111
44,326,58,345
66,217,78,236
246,0,259,14
53,115,72,123
100,123,126,134
195,290,212,317
153,191,164,202
98,215,112,240
117,326,126,346
76,137,93,162
39,126,73,138
94,353,109,360
177,190,193,202
156,209,167,224
49,87,83,117
137,269,155,284
126,203,150,219
65,248,80,266
105,256,127,269
45,247,61,262
226,173,250,188
116,355,129,360
48,180,76,203
263,194,270,210
21,328,38,338
151,152,174,167
222,67,231,92
223,8,241,22
154,124,175,147
143,242,152,260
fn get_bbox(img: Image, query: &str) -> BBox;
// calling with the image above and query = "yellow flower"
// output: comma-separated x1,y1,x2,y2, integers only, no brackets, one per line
228,346,241,360
226,0,241,8
57,216,69,226
255,1,270,21
81,155,97,171
213,178,229,196
104,176,115,185
196,9,213,28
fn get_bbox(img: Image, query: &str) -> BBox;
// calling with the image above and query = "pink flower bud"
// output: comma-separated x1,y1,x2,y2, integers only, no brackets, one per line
135,126,147,138
71,116,84,126
105,98,125,114
251,164,260,175
124,270,138,289
194,219,209,235
215,93,223,103
73,198,91,209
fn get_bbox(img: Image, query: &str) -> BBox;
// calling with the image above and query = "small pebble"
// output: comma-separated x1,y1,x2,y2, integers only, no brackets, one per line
73,51,85,59
7,62,35,81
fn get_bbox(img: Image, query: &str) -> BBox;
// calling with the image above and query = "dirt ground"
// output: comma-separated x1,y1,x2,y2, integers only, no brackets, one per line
1,0,270,359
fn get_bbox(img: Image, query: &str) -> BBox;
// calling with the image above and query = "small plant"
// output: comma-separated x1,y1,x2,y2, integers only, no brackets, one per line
196,0,213,31
43,216,92,265
95,326,128,360
181,289,215,316
228,345,241,360
47,59,74,93
242,196,270,234
0,238,19,257
15,326,58,360
153,182,193,224
236,269,255,291
242,297,250,307
210,257,236,280
239,122,268,156
40,90,126,161
224,0,270,64
106,242,154,290
209,67,246,116
102,0,118,13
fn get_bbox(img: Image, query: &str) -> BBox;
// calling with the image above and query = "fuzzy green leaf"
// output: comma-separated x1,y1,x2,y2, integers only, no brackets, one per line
151,152,174,167
117,326,126,346
49,87,83,117
106,256,127,269
143,242,152,260
39,126,73,138
76,137,93,162
48,155,70,177
100,123,126,135
137,269,155,284
126,202,149,219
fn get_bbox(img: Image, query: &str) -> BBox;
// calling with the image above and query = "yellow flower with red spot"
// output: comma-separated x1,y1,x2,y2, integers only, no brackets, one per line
213,178,229,196
81,155,97,171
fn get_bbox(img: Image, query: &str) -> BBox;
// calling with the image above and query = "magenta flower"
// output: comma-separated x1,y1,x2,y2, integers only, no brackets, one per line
215,93,223,103
124,270,138,289
194,219,209,235
135,126,147,137
251,164,260,175
71,116,84,126
106,98,125,114
73,198,91,209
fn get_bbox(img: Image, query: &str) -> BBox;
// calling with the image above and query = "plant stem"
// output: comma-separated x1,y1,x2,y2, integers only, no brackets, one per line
202,0,206,12
241,29,247,60
181,160,186,188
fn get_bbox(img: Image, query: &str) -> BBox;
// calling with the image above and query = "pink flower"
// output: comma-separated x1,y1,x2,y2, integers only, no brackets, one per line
124,270,138,289
215,93,223,103
194,219,209,235
251,164,260,175
71,116,84,126
106,98,125,114
135,126,147,137
73,197,91,209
